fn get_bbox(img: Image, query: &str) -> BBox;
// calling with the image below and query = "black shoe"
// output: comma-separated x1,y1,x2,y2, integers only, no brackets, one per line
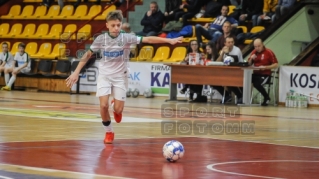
261,98,270,106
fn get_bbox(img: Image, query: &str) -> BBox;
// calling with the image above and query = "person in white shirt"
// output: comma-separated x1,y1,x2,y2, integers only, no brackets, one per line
121,22,137,57
0,42,14,83
217,36,243,104
1,43,30,91
66,10,183,144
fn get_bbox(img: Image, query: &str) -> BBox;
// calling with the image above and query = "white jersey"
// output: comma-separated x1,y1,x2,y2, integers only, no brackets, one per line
222,46,243,62
187,52,204,65
0,51,14,68
90,32,142,77
14,52,31,69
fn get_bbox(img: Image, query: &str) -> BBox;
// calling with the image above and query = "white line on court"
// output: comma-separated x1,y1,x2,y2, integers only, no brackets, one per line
0,176,13,179
207,160,319,179
0,163,134,179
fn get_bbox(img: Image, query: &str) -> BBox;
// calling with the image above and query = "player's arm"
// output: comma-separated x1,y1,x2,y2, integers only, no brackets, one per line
0,59,5,67
16,62,28,71
142,36,183,45
66,50,93,88
264,63,278,69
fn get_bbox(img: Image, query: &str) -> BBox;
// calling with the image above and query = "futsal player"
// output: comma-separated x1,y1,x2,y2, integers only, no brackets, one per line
0,42,14,85
66,10,183,144
1,43,31,91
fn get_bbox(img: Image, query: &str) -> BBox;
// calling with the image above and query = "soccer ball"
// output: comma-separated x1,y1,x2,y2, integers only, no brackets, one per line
163,140,185,162
143,88,153,98
126,88,132,97
132,88,139,98
223,56,234,65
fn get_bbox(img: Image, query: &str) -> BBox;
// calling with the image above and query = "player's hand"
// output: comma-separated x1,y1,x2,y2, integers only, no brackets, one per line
169,11,174,15
170,37,183,45
147,11,152,16
259,66,266,70
164,12,168,16
250,54,257,60
239,14,247,21
179,4,184,9
222,46,229,53
66,72,79,88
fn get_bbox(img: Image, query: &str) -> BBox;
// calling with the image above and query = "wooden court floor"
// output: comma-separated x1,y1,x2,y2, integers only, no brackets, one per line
0,91,319,179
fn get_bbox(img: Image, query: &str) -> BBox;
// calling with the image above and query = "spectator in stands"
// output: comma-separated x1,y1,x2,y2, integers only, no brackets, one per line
215,21,238,53
0,42,14,84
180,40,204,102
136,1,164,37
248,38,278,106
74,0,101,8
216,36,243,103
257,0,278,25
174,0,205,26
164,0,183,24
203,0,231,18
1,43,31,91
238,0,263,26
273,0,296,22
121,23,137,57
41,0,64,10
195,5,238,47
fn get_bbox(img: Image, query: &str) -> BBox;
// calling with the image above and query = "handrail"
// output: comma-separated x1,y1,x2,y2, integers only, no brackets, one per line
75,0,142,49
288,36,319,66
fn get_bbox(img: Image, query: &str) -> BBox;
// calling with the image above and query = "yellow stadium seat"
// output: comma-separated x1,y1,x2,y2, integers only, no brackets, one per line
25,42,38,56
165,47,187,62
31,43,52,58
23,0,42,2
0,23,10,38
10,42,22,56
137,46,154,61
95,5,116,20
228,5,236,15
28,24,49,38
2,23,23,38
66,5,87,19
152,46,170,62
60,24,77,41
81,5,101,20
244,26,265,44
1,5,21,19
189,17,215,23
14,24,36,38
237,26,247,33
45,43,67,59
38,5,60,19
27,6,47,19
54,5,74,19
42,24,63,39
0,41,10,53
77,24,91,40
12,5,34,19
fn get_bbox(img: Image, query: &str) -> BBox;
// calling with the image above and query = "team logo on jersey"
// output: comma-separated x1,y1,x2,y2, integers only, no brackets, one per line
118,41,124,47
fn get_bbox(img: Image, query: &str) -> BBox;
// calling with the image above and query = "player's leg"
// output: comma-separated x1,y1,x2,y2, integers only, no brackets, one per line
111,75,128,123
96,75,114,144
0,66,4,77
1,68,13,90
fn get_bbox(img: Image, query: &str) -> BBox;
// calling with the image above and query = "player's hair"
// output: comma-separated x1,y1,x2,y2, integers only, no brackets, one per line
18,42,26,49
150,1,158,8
2,42,8,47
106,10,123,22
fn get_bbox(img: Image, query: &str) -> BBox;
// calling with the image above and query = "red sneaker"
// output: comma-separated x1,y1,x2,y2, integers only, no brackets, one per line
111,100,122,123
104,132,114,144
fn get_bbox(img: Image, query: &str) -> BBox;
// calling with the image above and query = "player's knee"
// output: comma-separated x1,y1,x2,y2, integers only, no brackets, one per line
113,106,123,114
100,103,109,111
4,69,9,73
12,71,18,75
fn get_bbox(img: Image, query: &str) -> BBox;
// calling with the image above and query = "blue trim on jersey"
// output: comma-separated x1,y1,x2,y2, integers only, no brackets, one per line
103,50,124,57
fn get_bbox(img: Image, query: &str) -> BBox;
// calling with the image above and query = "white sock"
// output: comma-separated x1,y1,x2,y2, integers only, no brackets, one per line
103,121,113,132
4,74,9,85
7,76,16,88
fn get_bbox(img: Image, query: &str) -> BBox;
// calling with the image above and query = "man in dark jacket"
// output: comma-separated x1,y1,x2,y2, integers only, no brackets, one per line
238,0,263,26
136,1,165,36
164,0,182,23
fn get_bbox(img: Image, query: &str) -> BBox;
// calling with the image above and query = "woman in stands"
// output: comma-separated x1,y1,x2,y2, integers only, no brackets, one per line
180,40,204,102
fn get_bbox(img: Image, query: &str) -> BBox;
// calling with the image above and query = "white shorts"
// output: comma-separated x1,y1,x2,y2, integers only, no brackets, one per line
20,67,31,74
96,75,128,101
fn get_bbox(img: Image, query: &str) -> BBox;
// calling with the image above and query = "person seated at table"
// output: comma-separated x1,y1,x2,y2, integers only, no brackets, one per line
204,41,232,103
248,38,278,106
217,36,243,104
180,40,204,102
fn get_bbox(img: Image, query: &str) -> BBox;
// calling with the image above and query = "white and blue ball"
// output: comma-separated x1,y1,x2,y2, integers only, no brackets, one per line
163,140,185,162
223,56,234,65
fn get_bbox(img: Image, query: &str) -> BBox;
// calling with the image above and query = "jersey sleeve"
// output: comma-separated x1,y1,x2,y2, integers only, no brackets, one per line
0,53,3,62
123,33,143,45
90,34,104,52
268,49,278,64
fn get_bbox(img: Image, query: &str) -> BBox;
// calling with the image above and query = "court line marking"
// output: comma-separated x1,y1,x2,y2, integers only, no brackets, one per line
0,176,13,179
207,160,319,179
0,163,134,179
